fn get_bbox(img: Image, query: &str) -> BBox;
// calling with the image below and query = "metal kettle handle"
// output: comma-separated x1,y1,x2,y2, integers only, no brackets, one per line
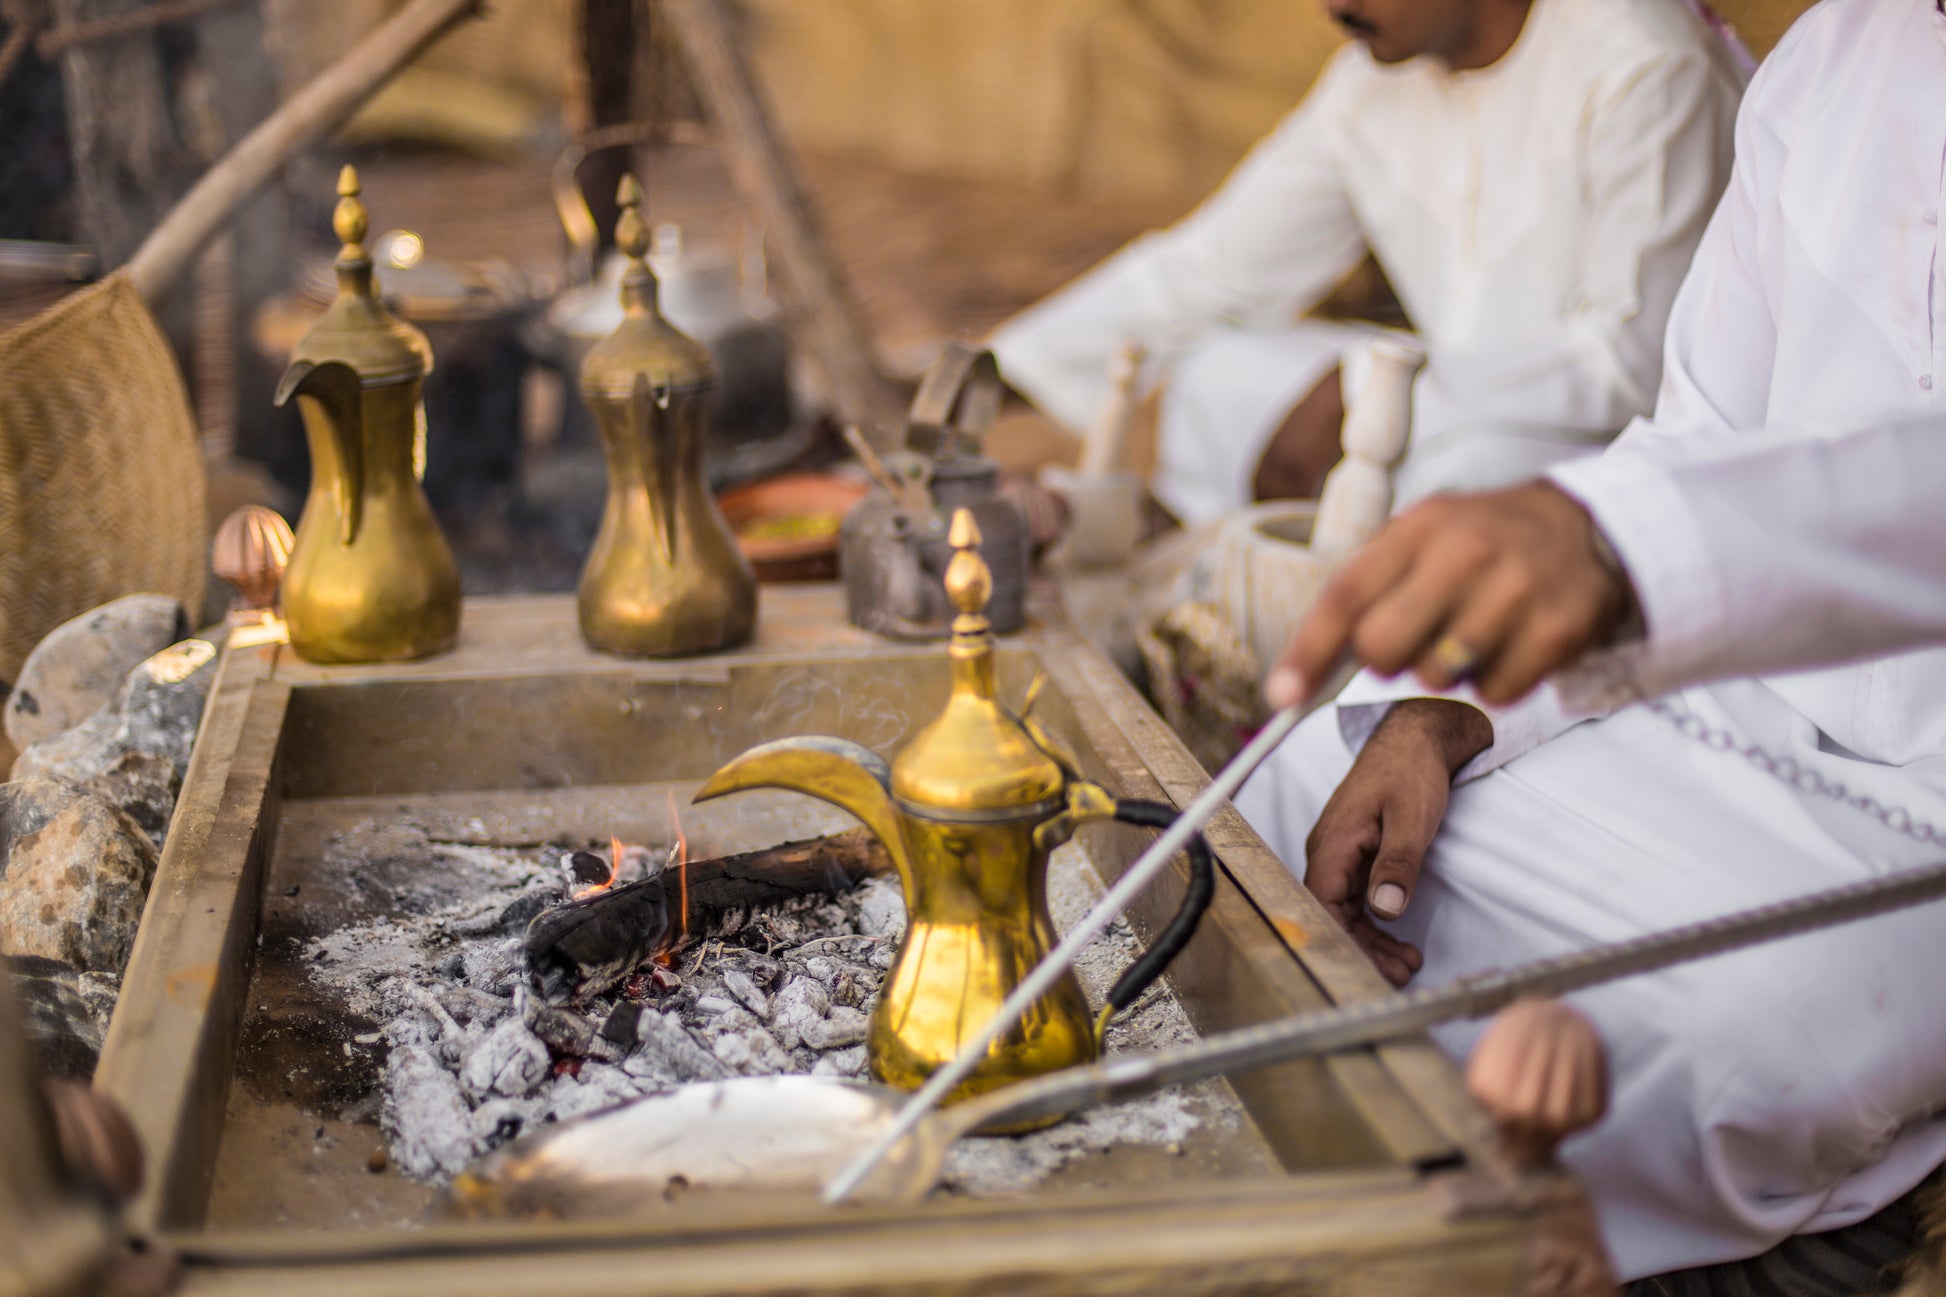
905,343,1002,459
552,122,714,286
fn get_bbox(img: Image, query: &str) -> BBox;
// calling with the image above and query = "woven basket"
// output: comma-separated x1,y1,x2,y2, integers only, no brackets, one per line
0,275,207,688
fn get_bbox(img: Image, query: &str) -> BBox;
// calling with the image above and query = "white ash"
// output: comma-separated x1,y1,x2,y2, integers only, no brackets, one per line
304,827,1222,1197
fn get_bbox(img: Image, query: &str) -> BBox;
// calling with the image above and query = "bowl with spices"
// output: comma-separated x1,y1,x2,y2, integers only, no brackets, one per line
716,473,869,582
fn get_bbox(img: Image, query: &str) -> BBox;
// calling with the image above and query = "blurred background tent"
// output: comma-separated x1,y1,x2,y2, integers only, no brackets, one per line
276,0,1815,202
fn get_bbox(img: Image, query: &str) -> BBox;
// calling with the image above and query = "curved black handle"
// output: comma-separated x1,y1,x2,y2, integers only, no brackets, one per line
1099,799,1217,1030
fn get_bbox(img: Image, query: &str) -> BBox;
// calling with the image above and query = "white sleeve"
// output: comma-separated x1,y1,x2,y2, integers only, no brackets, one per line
1406,50,1741,451
1551,414,1946,708
987,52,1367,433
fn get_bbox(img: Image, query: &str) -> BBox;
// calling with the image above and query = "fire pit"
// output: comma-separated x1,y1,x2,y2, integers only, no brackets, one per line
95,587,1550,1294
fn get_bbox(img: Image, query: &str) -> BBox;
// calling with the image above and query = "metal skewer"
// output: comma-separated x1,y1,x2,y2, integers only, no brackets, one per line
824,654,1363,1203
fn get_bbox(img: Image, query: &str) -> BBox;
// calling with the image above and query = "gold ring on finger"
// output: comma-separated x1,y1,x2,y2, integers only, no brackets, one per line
1430,634,1479,682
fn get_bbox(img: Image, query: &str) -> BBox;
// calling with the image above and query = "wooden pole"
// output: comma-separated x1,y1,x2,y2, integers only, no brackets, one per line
660,0,905,446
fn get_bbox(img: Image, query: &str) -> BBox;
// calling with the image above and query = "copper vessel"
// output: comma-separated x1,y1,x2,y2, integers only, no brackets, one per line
576,175,757,658
272,166,461,664
697,511,1213,1111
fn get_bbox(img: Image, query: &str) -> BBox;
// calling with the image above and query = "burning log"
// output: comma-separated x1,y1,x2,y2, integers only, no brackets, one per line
525,829,893,1003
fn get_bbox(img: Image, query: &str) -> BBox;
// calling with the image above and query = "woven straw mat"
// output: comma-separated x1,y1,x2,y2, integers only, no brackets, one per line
0,274,206,688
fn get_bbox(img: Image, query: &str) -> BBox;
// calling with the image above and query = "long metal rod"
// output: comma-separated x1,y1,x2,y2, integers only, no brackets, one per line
825,657,1361,1202
960,852,1946,1133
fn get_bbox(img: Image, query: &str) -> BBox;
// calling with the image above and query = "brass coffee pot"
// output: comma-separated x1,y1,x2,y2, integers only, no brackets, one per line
273,166,461,664
695,511,1214,1110
577,175,757,657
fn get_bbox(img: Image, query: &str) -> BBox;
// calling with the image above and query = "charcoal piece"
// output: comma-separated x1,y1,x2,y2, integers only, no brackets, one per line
632,1008,730,1084
460,1017,549,1101
525,875,673,1004
706,1018,794,1076
523,995,597,1058
522,830,893,1005
721,967,770,1019
493,889,557,933
599,1003,641,1051
566,851,610,889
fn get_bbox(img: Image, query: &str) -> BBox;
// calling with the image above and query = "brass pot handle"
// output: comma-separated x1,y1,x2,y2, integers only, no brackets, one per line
1095,798,1218,1045
905,343,1002,459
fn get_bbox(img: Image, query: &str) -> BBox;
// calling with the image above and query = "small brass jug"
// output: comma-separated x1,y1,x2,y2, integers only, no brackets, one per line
696,511,1215,1111
273,166,461,664
577,175,757,657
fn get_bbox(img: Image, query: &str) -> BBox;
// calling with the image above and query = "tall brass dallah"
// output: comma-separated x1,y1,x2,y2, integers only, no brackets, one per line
696,511,1217,1112
273,166,461,663
577,175,756,657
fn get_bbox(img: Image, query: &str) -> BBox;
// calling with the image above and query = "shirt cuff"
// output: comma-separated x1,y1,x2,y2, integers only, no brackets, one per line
1333,670,1582,784
1546,448,1727,705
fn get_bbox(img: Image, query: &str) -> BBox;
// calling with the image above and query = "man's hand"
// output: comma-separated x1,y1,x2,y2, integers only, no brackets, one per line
1265,482,1636,709
1304,698,1491,986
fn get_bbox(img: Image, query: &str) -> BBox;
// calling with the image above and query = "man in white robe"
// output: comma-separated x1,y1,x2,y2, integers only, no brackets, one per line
988,0,1747,525
1238,0,1946,1279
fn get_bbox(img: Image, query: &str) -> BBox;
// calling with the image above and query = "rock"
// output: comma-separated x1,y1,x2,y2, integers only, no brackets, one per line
0,779,159,974
11,638,219,847
4,954,110,1080
460,1017,550,1101
4,595,187,750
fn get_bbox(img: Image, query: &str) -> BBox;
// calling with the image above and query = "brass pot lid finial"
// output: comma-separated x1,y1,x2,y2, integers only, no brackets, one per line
283,164,432,386
334,163,370,264
944,508,993,639
889,508,1063,815
579,172,714,401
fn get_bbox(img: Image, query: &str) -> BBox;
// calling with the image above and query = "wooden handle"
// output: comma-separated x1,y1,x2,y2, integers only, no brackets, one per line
124,0,483,305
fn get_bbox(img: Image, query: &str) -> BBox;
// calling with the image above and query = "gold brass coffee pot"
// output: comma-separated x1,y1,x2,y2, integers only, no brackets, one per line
273,166,461,664
577,175,757,658
695,511,1214,1109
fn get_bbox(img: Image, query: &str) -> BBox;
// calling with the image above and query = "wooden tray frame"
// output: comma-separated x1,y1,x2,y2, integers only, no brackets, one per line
96,588,1552,1295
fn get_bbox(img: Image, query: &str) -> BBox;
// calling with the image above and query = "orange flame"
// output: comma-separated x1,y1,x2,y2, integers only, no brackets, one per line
666,788,689,941
570,839,623,901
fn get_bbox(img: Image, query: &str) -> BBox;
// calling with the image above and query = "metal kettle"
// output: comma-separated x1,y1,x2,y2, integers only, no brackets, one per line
576,175,758,659
695,511,1214,1113
273,166,461,664
840,345,1031,640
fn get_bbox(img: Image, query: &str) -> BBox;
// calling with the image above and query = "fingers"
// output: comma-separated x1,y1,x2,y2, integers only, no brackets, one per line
1265,484,1630,712
1265,514,1424,709
1349,916,1423,987
1303,817,1378,929
1364,761,1446,919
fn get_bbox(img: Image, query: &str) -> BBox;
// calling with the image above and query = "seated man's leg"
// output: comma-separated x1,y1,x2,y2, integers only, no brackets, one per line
1240,699,1946,1281
1154,323,1370,525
